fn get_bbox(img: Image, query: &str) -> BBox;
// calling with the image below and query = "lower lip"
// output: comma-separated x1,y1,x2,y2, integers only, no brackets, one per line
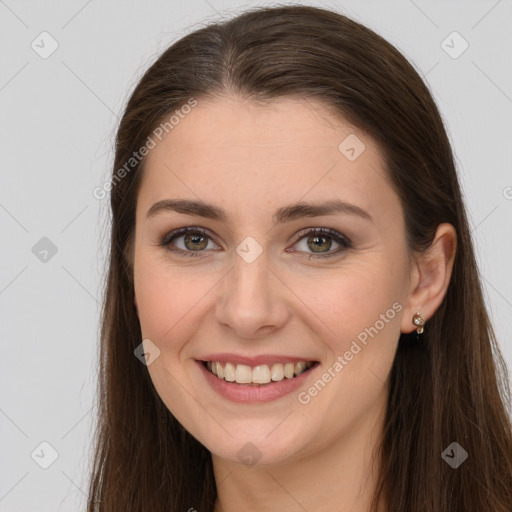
195,360,318,403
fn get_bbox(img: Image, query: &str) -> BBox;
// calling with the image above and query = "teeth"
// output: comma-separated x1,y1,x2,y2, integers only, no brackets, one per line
215,361,224,379
234,364,252,383
294,361,307,375
253,365,271,384
284,362,295,379
224,362,236,382
270,363,284,381
205,360,315,385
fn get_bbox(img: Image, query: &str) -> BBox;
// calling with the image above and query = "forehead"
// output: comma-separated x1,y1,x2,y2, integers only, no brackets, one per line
137,95,396,224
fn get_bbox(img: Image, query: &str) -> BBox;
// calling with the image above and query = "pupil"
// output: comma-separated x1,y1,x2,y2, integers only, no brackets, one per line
309,235,330,252
186,234,207,250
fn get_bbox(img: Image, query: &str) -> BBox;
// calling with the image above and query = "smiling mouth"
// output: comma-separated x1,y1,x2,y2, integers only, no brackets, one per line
201,360,318,386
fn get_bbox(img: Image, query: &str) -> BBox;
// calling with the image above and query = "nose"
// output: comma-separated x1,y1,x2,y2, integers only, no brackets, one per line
214,249,290,339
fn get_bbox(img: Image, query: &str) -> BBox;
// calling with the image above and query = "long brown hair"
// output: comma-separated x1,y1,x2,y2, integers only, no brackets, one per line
87,5,512,511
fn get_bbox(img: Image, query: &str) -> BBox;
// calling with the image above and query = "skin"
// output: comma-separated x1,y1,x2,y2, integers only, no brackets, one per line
132,95,457,512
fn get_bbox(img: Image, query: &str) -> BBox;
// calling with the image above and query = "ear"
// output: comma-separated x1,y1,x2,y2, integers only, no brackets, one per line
400,223,457,334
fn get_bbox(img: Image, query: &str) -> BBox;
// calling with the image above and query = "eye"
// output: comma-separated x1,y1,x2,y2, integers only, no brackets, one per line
159,226,352,259
289,227,352,259
159,227,219,257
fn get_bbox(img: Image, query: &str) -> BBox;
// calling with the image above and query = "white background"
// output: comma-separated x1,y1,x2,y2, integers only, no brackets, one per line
1,0,511,510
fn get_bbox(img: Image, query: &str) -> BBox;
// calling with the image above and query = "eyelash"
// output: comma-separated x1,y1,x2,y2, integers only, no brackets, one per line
158,226,352,259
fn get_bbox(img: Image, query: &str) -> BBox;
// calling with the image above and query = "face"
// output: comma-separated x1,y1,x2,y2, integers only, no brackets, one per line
132,95,413,466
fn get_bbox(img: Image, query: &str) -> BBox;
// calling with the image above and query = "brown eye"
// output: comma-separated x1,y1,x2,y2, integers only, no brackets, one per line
290,228,352,258
307,233,333,253
160,227,219,257
183,232,208,251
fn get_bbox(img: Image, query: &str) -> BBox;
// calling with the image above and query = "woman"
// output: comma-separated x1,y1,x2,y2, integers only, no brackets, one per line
87,4,512,511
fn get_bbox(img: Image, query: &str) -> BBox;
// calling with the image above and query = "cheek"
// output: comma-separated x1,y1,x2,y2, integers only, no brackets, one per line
135,272,195,342
291,259,404,396
133,254,223,355
295,260,403,341
133,266,210,431
291,272,401,427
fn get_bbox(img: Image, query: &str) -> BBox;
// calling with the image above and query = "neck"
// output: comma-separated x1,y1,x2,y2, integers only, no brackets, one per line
212,389,388,512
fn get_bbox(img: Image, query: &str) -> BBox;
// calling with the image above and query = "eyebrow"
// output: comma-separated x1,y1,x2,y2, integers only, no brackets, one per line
146,198,374,224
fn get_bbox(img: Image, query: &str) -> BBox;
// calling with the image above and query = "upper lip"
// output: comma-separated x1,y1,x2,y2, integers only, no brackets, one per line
197,353,318,366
